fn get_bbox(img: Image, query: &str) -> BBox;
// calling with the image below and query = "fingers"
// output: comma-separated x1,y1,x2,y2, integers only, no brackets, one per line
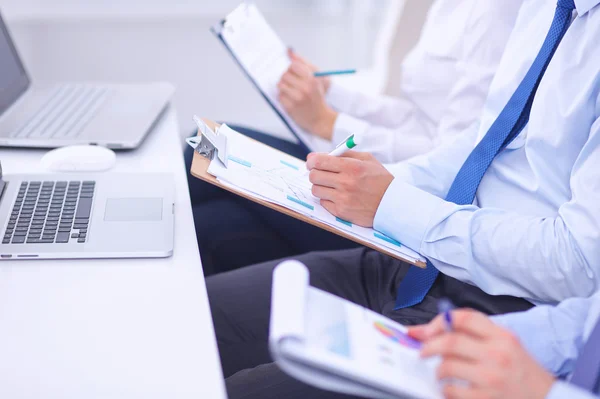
341,151,375,162
288,48,317,71
311,185,336,201
421,334,487,362
407,325,429,341
279,70,305,88
320,199,337,216
451,310,498,339
443,385,485,399
436,359,480,383
280,96,294,114
309,169,339,189
306,153,344,173
410,310,494,348
409,314,448,342
278,81,303,102
288,61,312,79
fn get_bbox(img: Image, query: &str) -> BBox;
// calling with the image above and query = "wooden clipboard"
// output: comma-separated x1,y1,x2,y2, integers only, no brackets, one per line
190,120,426,268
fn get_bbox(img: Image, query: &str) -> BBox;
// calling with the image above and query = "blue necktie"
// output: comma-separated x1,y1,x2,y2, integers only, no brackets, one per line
395,0,576,310
570,319,600,394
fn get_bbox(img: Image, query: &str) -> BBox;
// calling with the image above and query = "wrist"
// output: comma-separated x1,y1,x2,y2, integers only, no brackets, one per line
312,107,338,141
531,374,556,399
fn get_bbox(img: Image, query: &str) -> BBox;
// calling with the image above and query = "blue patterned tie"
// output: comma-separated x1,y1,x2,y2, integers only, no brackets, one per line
395,0,576,310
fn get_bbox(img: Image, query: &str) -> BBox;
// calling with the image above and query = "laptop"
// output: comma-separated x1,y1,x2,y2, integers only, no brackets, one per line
0,161,175,260
0,11,174,150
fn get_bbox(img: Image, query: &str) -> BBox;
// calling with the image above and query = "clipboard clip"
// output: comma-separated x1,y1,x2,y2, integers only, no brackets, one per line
186,116,229,168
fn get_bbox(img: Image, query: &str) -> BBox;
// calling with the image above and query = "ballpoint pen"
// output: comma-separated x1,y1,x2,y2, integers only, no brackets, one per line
314,69,357,77
329,134,359,157
437,298,456,332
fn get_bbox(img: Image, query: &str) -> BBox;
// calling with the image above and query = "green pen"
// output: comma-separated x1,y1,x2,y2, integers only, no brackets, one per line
329,134,358,157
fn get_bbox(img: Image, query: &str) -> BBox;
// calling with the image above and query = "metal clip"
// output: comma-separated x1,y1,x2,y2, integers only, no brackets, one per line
186,116,229,168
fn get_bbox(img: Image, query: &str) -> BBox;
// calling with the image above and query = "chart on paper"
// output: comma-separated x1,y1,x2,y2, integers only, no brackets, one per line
206,124,426,265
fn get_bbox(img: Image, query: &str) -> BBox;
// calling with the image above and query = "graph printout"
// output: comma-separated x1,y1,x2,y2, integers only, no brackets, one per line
207,125,425,264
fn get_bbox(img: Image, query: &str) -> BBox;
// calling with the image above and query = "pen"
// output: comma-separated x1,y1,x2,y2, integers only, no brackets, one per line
437,298,456,333
314,69,357,77
329,134,358,157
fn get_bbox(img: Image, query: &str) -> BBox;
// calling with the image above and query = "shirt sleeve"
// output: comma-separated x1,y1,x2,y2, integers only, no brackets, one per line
492,293,597,376
374,114,600,303
326,83,435,163
546,382,599,399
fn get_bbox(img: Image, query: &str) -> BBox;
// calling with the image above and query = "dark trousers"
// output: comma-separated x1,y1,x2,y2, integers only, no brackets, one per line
184,125,359,276
207,248,534,399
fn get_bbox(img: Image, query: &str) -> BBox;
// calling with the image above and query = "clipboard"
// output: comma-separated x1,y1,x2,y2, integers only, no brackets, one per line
189,118,427,268
211,2,325,154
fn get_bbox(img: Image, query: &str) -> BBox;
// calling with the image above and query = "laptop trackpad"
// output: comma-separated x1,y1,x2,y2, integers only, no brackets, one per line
104,198,163,222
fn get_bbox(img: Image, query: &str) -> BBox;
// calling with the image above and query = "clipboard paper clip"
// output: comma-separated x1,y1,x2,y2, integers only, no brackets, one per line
187,116,229,168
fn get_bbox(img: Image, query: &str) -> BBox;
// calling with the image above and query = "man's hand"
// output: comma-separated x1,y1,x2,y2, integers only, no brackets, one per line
408,310,556,399
306,152,394,227
278,50,338,140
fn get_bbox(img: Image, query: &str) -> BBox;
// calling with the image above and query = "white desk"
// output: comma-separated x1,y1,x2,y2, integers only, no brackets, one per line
0,107,227,399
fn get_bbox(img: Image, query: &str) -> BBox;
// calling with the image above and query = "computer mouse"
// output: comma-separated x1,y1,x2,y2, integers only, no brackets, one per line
41,145,117,172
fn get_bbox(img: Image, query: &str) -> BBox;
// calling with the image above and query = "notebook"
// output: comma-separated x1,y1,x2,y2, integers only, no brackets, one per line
270,261,443,399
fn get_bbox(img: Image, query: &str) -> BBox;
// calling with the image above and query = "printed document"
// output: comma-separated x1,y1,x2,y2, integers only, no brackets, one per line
207,124,426,265
270,262,443,399
215,2,332,152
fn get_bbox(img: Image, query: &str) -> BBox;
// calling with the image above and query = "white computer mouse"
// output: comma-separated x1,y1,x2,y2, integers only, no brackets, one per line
41,145,117,172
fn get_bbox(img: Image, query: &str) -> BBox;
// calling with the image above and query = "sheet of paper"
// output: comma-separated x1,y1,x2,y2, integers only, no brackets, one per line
219,3,333,152
207,125,425,264
301,287,443,399
269,262,441,399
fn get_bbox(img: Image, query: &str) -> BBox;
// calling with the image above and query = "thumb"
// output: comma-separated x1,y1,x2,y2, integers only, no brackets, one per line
341,151,373,162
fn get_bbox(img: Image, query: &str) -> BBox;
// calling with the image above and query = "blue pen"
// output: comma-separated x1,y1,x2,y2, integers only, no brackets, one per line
437,298,456,332
314,69,357,77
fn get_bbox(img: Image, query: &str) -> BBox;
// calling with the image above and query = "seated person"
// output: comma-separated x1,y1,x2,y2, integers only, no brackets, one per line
409,291,600,399
185,0,524,275
206,0,600,398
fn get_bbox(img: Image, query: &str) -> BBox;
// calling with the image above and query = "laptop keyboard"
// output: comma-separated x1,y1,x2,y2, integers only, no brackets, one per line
3,181,95,245
11,85,110,139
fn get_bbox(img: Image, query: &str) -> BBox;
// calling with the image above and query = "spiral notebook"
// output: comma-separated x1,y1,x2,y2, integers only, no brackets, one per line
270,261,443,399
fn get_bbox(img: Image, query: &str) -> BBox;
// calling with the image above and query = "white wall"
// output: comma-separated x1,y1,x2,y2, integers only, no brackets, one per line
1,0,393,139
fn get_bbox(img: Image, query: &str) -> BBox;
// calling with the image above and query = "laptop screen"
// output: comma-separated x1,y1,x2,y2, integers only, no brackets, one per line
0,12,30,116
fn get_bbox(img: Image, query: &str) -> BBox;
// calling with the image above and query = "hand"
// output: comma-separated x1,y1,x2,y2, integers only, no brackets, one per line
408,310,556,399
288,50,332,93
306,151,394,227
278,49,338,140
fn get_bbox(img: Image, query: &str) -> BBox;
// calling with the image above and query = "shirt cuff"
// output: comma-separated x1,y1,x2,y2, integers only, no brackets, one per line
373,179,445,252
546,381,598,399
332,113,371,146
326,82,357,112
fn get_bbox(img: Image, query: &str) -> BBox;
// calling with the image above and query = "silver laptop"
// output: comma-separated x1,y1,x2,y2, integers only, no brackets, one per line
0,11,174,150
0,162,174,260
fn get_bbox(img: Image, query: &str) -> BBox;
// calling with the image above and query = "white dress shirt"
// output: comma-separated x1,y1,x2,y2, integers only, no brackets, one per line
373,0,600,304
325,0,524,163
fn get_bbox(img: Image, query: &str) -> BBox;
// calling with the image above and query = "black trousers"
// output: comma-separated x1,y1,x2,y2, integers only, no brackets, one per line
207,248,534,399
184,125,358,276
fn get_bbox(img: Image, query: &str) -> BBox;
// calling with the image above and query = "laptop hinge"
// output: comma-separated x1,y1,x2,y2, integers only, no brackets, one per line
0,161,6,201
